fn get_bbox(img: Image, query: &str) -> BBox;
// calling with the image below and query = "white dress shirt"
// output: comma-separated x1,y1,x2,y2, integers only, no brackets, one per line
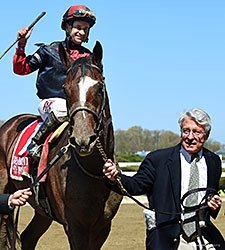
180,147,208,207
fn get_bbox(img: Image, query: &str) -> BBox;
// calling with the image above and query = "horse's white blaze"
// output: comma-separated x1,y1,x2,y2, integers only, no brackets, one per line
79,76,98,107
82,110,86,118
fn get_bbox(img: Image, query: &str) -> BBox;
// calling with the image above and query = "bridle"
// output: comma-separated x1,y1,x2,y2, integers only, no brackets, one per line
67,60,109,139
64,59,112,179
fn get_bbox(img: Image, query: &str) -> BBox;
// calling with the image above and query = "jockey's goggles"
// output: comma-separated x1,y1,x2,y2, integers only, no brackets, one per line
72,9,96,21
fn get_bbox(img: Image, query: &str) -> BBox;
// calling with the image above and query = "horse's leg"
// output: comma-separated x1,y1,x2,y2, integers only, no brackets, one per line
0,215,7,249
21,211,52,250
64,222,111,250
90,223,111,250
0,215,17,250
64,224,91,250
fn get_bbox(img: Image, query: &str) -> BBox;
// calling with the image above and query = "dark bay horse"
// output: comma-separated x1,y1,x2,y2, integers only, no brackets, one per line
0,41,122,249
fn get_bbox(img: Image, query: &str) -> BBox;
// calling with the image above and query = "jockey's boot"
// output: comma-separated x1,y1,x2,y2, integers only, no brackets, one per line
27,112,60,161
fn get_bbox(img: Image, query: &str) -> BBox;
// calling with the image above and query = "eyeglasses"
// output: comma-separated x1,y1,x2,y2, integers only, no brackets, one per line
73,9,96,21
181,128,205,137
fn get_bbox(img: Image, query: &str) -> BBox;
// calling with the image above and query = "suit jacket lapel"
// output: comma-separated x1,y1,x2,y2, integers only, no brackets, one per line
203,149,215,188
167,144,182,212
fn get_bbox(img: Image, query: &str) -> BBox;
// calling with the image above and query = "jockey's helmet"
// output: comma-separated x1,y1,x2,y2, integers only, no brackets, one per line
61,5,96,30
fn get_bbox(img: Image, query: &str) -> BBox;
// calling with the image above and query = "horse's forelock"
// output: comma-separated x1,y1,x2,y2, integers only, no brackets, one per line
71,55,103,77
71,57,88,72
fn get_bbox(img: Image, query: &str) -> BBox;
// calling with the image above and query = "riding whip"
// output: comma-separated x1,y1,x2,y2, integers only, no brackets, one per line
0,11,46,60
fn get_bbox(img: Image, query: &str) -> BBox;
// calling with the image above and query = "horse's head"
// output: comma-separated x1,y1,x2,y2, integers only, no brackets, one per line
60,41,111,156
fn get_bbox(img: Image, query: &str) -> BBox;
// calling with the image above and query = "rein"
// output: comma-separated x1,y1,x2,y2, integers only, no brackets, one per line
30,144,70,189
71,147,105,180
9,207,20,250
95,138,150,209
31,117,112,185
97,140,217,216
96,139,219,248
115,174,216,215
9,144,70,250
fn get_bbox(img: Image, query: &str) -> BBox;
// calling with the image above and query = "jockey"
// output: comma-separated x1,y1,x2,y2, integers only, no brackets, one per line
13,5,96,161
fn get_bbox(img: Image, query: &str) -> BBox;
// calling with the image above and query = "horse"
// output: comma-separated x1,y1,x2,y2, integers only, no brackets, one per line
0,41,122,250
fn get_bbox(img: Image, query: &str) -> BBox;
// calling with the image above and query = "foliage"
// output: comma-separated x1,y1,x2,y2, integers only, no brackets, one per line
116,152,144,162
115,126,222,154
204,139,221,153
120,165,139,171
115,126,180,153
219,177,225,193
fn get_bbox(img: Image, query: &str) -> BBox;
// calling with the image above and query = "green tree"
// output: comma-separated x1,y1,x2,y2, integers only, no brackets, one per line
204,139,221,152
158,131,180,148
115,126,223,155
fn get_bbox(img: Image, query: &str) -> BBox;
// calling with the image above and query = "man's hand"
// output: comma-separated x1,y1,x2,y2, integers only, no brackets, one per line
8,188,32,208
207,194,222,211
17,26,32,45
103,159,119,181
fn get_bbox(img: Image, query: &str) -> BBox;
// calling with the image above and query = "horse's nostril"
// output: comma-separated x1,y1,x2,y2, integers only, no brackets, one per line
89,134,97,144
69,137,76,146
69,135,97,149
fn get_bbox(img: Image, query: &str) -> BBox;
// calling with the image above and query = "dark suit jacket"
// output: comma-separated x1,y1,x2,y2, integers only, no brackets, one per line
110,144,224,250
0,194,12,214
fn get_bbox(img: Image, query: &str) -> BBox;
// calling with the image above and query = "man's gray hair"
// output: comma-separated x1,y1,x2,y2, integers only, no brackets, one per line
178,108,212,137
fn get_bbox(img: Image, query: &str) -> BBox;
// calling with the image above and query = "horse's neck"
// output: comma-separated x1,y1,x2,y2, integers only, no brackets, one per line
102,122,115,159
71,147,105,177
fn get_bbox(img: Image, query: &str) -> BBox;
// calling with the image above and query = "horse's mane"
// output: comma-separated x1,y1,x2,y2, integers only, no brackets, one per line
71,54,103,74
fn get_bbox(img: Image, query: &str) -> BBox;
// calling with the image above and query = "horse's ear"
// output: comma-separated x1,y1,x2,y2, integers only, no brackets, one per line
58,42,73,68
92,41,103,64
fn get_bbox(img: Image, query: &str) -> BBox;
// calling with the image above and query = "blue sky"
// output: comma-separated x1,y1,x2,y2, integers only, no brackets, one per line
0,1,225,143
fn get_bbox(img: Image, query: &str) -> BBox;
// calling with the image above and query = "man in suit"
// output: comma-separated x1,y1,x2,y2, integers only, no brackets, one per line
103,108,224,249
0,188,32,214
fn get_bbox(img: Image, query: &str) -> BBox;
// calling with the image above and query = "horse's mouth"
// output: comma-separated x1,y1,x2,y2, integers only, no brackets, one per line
70,137,96,157
77,147,93,157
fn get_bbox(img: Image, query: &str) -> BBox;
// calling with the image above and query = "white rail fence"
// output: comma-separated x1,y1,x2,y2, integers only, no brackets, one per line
119,161,225,178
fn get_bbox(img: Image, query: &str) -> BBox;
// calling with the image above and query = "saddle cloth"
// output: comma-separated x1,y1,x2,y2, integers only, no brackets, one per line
10,119,50,181
10,119,68,182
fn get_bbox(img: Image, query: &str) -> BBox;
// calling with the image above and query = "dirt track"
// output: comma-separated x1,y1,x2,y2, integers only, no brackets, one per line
18,201,225,250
